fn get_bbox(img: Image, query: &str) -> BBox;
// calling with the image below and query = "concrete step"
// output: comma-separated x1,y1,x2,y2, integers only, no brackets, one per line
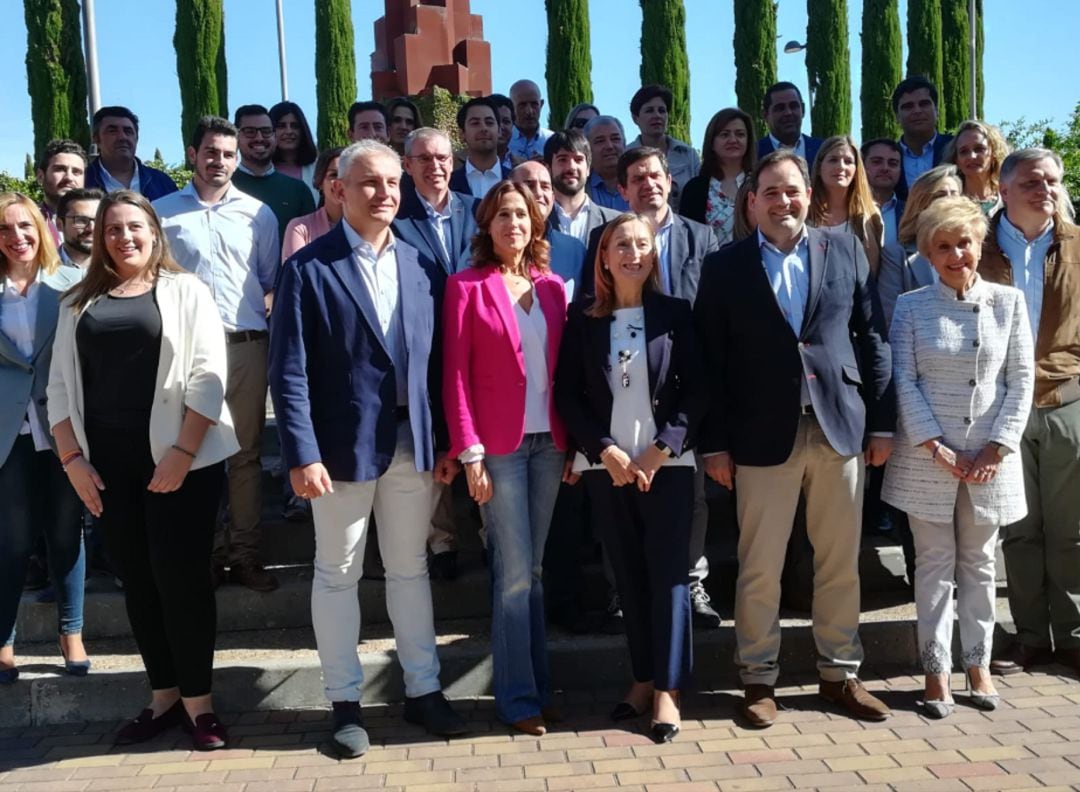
1,593,1020,727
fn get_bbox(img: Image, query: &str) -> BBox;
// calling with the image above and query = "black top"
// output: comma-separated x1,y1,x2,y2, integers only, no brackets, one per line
77,289,162,429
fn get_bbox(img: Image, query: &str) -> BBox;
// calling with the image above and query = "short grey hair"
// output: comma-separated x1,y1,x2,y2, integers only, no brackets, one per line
583,115,626,142
337,139,401,180
1000,147,1064,184
403,127,451,157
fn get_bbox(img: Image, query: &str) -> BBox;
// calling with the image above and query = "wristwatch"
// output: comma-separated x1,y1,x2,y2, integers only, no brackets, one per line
990,442,1009,459
654,439,674,457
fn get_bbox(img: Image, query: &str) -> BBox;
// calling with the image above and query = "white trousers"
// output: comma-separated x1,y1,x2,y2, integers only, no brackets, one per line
908,484,999,673
310,422,441,702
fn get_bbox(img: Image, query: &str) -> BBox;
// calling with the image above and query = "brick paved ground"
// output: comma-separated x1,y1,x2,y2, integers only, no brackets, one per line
3,668,1080,791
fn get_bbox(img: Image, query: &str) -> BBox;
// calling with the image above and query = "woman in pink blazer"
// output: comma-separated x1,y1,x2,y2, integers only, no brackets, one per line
443,181,568,736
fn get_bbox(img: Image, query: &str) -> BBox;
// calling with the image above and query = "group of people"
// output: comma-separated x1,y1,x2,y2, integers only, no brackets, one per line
0,71,1077,763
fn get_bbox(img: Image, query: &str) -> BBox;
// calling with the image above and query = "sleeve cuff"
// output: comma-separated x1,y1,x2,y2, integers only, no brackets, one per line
458,444,485,464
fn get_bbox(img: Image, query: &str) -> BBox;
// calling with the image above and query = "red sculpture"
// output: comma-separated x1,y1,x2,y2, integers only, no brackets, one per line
372,0,493,99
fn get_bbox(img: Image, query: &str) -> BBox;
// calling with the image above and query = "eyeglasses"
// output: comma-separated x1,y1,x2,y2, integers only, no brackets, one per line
407,154,452,167
569,118,590,129
239,126,275,139
60,215,95,230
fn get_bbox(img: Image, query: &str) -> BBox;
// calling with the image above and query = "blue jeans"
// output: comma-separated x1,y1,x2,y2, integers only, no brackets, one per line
482,432,564,723
0,435,86,647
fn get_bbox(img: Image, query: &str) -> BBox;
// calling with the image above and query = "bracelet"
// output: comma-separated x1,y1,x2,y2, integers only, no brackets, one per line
60,450,83,468
171,444,196,459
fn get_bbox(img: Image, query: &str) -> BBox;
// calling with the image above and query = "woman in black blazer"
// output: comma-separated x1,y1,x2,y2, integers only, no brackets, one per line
554,213,706,743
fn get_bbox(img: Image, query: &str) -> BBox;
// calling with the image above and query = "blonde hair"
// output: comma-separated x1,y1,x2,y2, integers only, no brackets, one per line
809,136,881,244
0,192,61,278
915,196,988,260
943,120,1010,194
897,164,962,245
586,213,662,318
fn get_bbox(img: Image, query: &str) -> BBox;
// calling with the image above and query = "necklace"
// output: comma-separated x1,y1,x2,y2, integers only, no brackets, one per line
111,276,153,296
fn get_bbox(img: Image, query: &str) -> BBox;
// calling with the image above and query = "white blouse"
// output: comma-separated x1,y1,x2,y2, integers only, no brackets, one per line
573,307,694,472
512,284,551,435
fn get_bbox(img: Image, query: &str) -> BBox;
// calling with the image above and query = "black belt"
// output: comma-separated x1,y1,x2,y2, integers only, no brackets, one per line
395,405,409,422
226,330,269,344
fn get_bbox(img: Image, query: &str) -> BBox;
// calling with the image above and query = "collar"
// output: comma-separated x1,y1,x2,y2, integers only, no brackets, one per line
237,162,276,177
899,133,938,157
465,157,499,176
757,226,809,256
1,275,40,301
589,171,615,191
935,273,988,301
655,209,674,234
769,133,803,152
878,194,898,211
416,187,452,219
511,126,543,143
342,219,396,260
554,194,590,222
179,180,244,207
999,214,1054,247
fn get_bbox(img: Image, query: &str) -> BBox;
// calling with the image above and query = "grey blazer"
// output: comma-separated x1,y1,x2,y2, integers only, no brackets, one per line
877,240,936,331
882,278,1035,524
0,265,83,464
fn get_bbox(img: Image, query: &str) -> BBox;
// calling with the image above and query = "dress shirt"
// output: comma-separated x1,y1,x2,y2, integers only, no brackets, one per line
654,210,675,294
769,133,806,159
588,172,630,211
997,215,1053,342
553,197,592,246
512,285,551,434
900,134,938,192
879,195,899,248
341,221,409,406
0,278,50,451
58,247,89,270
759,229,811,407
465,158,503,199
508,126,553,161
153,183,280,332
417,189,453,263
99,163,141,194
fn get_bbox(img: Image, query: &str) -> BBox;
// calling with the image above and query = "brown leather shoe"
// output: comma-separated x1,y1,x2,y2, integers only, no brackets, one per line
819,678,891,722
230,564,279,592
990,643,1055,676
510,716,546,736
742,684,777,728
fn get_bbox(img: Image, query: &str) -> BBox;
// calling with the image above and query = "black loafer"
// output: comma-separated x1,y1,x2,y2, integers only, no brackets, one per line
403,690,468,737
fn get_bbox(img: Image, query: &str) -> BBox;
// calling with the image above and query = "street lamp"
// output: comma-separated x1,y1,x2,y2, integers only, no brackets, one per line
781,40,814,118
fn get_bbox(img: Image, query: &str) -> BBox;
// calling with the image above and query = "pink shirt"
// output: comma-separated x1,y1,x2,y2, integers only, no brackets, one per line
281,207,335,262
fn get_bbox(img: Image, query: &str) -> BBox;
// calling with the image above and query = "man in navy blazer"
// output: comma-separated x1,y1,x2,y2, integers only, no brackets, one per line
269,140,466,758
892,76,954,200
694,150,895,728
756,83,823,170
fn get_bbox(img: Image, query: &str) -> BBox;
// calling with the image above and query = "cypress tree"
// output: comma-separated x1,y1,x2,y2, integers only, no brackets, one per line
805,0,851,138
906,0,943,128
174,0,228,150
24,0,90,155
545,0,593,130
733,0,777,139
315,0,357,149
940,0,971,129
639,0,691,144
860,0,901,140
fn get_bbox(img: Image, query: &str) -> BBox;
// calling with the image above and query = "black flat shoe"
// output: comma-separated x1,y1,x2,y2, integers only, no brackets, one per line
650,720,680,744
609,701,646,721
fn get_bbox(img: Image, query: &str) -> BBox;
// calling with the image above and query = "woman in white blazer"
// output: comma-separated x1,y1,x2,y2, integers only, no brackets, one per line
883,197,1034,718
48,191,238,751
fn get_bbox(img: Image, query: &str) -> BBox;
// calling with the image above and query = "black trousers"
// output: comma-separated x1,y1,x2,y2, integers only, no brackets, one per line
584,467,693,691
87,424,224,697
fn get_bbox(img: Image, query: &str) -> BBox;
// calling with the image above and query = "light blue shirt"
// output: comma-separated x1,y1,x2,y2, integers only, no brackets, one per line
508,126,553,161
587,172,630,211
654,211,675,294
880,196,899,248
759,228,811,406
770,133,806,160
997,214,1053,342
154,183,280,332
416,188,453,263
900,134,938,190
341,222,409,406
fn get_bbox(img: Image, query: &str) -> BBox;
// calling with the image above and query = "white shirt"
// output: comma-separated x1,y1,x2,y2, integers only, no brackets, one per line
573,307,693,472
465,158,502,199
99,163,141,194
0,278,50,450
512,284,551,434
342,222,409,406
554,198,592,247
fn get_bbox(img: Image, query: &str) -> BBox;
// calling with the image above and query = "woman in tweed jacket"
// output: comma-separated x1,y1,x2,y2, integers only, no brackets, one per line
883,198,1035,718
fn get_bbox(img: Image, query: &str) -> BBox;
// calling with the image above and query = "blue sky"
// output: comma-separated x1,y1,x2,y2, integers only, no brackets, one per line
1,0,1075,175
